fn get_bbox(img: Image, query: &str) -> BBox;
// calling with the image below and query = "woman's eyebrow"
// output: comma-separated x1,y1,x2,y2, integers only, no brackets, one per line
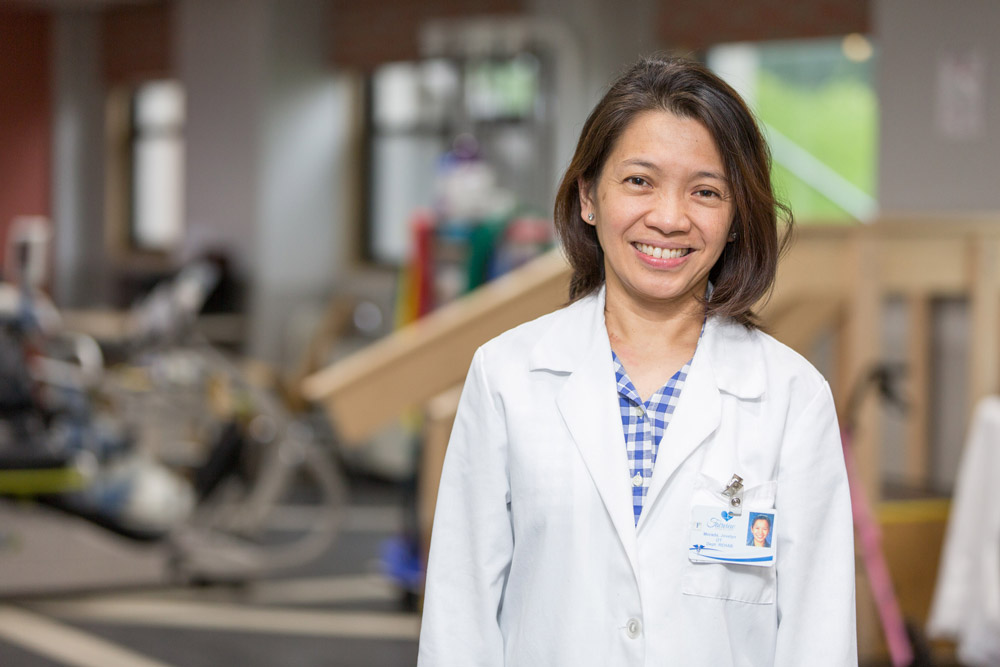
694,170,728,183
619,158,659,171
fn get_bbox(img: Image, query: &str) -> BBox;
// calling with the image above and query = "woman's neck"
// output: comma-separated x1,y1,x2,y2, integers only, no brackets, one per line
604,293,704,402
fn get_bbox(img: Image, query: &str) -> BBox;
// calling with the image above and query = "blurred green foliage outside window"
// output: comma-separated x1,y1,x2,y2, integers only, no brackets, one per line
709,36,877,224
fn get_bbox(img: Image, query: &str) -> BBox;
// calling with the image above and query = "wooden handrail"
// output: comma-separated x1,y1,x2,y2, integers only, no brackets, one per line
301,250,571,443
763,220,1000,499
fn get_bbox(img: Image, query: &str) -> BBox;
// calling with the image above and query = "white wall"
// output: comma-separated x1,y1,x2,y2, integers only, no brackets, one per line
876,0,1000,212
178,0,351,363
251,0,352,362
526,0,662,183
177,0,265,278
51,11,107,307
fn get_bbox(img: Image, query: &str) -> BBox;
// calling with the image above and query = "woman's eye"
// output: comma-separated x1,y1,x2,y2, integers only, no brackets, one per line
625,176,648,187
695,189,720,198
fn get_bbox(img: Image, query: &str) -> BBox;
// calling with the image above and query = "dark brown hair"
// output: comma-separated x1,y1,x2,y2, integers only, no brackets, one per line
553,54,791,328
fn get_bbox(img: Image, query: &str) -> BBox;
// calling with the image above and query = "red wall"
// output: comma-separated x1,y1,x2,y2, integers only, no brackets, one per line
0,8,51,265
328,0,867,69
102,3,173,85
659,0,869,52
330,0,524,70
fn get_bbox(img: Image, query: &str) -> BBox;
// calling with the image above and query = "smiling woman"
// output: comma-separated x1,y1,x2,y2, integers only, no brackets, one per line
749,513,773,547
583,113,731,317
419,55,856,667
579,110,737,398
555,57,790,329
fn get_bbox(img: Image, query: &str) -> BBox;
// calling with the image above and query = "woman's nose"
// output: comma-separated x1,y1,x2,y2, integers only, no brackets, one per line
645,192,690,233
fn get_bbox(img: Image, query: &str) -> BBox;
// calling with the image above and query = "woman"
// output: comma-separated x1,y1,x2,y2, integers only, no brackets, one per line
748,514,773,548
418,55,856,666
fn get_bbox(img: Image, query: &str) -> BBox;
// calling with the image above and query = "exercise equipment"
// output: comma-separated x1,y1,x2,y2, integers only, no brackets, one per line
0,233,344,595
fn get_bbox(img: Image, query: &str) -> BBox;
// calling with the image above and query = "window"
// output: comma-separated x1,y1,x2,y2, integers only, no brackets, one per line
366,54,549,265
129,80,185,250
708,36,878,223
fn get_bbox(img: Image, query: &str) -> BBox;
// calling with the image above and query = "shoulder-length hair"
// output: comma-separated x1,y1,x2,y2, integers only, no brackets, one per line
553,54,791,328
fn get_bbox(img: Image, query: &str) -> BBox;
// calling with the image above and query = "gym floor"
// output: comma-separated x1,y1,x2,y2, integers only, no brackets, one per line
0,476,420,667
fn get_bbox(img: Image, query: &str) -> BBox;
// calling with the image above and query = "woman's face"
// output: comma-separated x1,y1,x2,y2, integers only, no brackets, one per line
752,517,770,544
579,110,733,314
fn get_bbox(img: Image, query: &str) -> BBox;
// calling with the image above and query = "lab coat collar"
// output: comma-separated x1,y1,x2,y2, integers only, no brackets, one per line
526,288,604,374
699,312,767,400
528,287,766,401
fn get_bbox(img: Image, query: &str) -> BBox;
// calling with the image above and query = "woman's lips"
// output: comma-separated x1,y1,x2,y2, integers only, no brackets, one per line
633,242,690,259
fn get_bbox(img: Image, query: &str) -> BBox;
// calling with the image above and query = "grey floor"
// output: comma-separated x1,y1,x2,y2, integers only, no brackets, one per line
0,476,420,667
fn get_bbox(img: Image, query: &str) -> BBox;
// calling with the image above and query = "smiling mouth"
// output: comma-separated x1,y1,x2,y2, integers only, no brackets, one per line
633,243,691,259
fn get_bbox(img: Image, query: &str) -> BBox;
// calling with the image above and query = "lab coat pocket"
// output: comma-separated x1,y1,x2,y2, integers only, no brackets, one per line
682,476,777,604
682,559,776,604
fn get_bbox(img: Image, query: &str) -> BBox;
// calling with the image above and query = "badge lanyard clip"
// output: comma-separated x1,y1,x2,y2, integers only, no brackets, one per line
722,473,744,516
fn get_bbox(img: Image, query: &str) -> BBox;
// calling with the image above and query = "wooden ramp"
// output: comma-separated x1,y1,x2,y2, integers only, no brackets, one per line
301,249,571,444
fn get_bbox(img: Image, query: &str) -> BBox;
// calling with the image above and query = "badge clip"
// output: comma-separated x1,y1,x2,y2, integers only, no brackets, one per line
721,473,744,516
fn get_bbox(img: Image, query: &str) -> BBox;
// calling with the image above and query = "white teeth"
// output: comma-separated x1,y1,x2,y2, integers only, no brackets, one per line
636,243,687,259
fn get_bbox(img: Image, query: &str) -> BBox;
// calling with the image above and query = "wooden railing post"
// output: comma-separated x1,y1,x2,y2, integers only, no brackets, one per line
904,295,931,487
840,227,883,502
968,234,1000,416
419,386,463,565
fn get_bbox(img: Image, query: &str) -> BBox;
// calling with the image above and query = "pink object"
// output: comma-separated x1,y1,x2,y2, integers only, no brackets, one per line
841,427,914,667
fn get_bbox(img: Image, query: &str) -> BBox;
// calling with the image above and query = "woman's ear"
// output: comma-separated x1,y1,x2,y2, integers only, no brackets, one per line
578,177,595,226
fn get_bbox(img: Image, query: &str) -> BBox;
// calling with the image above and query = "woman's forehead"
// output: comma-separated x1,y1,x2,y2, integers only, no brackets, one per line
606,110,726,175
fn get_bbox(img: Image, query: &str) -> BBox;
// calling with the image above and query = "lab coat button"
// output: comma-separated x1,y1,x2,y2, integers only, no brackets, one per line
626,617,642,638
632,473,643,487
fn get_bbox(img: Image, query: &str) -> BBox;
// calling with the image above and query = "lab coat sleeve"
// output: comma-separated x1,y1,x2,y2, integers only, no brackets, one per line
418,347,513,667
773,380,858,666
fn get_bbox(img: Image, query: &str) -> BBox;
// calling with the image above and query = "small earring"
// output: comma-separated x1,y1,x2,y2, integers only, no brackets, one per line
728,231,737,242
587,213,595,222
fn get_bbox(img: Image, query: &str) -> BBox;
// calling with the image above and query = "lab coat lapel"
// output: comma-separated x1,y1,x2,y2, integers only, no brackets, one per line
638,347,721,530
534,291,639,574
637,316,765,530
557,345,639,573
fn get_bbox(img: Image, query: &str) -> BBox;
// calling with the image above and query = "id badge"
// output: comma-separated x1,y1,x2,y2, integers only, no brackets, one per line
689,506,777,567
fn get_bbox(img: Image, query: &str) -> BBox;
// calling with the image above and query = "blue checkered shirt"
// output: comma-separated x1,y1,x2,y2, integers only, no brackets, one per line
613,352,692,525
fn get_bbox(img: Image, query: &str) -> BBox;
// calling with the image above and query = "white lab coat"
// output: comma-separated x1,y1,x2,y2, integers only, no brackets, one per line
418,290,857,667
927,396,1000,666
